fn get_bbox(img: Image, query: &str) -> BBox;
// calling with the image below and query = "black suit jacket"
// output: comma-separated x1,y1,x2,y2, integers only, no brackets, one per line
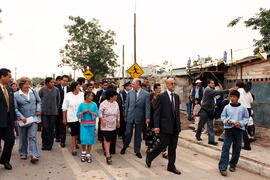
0,85,16,128
95,89,106,108
55,84,71,109
153,91,181,134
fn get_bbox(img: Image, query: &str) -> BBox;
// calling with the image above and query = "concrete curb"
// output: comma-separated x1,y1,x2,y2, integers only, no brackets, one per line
179,136,270,178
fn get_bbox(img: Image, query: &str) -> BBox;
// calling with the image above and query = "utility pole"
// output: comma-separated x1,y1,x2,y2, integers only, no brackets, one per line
134,13,137,64
231,49,233,64
122,45,125,79
14,67,17,81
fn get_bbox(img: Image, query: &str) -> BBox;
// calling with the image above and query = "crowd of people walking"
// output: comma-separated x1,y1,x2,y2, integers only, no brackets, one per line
0,67,258,177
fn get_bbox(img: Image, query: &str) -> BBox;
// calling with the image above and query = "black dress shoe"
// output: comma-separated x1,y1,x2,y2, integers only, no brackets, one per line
136,152,142,159
3,163,12,170
242,146,251,150
60,143,66,148
208,142,218,146
167,168,181,175
120,147,126,155
218,137,224,142
55,139,60,143
196,136,202,141
145,154,151,168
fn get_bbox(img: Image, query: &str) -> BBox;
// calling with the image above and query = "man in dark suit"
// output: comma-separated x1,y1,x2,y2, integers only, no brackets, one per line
120,78,150,159
117,81,132,144
146,78,181,175
0,68,16,170
55,75,70,147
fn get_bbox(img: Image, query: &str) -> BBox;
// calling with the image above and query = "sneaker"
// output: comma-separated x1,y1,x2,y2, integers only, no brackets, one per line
229,167,236,172
86,154,92,163
81,152,86,162
220,170,227,176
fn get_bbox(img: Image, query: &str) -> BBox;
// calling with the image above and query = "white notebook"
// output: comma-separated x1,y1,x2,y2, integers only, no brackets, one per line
18,116,38,127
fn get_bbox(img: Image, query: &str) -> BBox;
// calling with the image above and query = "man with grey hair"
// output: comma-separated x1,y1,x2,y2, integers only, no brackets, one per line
146,78,181,175
120,78,150,159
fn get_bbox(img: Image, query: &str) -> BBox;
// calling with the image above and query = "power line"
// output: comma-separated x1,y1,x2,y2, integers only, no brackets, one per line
232,46,254,52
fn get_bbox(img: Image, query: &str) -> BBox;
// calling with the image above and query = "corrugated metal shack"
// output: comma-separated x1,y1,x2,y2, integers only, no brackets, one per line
187,55,270,128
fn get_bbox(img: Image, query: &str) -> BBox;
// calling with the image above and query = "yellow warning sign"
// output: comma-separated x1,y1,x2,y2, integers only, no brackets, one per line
127,63,144,79
83,70,94,80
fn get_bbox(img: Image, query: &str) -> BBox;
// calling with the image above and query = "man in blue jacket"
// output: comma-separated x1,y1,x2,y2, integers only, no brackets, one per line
120,78,150,159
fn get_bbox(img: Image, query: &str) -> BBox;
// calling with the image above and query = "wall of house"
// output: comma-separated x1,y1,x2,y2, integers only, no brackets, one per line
225,60,270,80
225,60,270,128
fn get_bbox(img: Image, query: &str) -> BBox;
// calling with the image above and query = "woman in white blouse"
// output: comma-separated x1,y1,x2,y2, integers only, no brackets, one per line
62,82,84,155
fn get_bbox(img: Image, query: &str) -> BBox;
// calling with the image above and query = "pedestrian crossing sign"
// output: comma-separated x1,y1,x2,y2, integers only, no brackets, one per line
127,63,144,79
83,69,94,80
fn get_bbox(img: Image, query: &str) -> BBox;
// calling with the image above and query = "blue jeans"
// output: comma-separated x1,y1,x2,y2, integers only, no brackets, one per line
219,128,243,171
18,123,40,157
196,109,215,142
186,99,192,120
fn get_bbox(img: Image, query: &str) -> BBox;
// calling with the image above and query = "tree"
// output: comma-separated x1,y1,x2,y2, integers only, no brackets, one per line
59,16,119,80
205,56,213,63
228,8,270,54
31,77,44,86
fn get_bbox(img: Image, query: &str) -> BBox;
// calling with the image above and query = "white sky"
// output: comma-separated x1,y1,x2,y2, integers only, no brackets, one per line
0,0,269,79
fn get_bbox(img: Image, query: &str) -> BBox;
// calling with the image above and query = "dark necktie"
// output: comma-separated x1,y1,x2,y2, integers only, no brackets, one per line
171,92,175,115
135,90,138,101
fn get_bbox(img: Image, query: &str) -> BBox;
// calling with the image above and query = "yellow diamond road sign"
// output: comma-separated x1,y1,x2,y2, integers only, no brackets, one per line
83,70,94,80
127,63,144,79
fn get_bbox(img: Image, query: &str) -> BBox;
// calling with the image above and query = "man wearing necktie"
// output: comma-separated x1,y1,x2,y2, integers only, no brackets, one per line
0,68,16,170
120,78,150,159
146,78,182,175
55,75,71,147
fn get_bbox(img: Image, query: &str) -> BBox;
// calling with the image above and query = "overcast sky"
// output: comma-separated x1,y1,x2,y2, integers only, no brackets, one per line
0,0,269,79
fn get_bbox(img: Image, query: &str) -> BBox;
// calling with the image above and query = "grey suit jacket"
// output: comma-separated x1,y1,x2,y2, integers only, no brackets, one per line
125,88,150,124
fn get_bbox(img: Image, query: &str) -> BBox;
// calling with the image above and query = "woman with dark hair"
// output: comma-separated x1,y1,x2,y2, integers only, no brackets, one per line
145,83,161,152
62,82,84,155
10,83,18,93
77,91,98,163
99,89,120,164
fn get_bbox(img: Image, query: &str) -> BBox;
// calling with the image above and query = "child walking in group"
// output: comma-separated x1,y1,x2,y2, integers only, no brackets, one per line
218,90,249,176
77,91,98,163
193,98,201,132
